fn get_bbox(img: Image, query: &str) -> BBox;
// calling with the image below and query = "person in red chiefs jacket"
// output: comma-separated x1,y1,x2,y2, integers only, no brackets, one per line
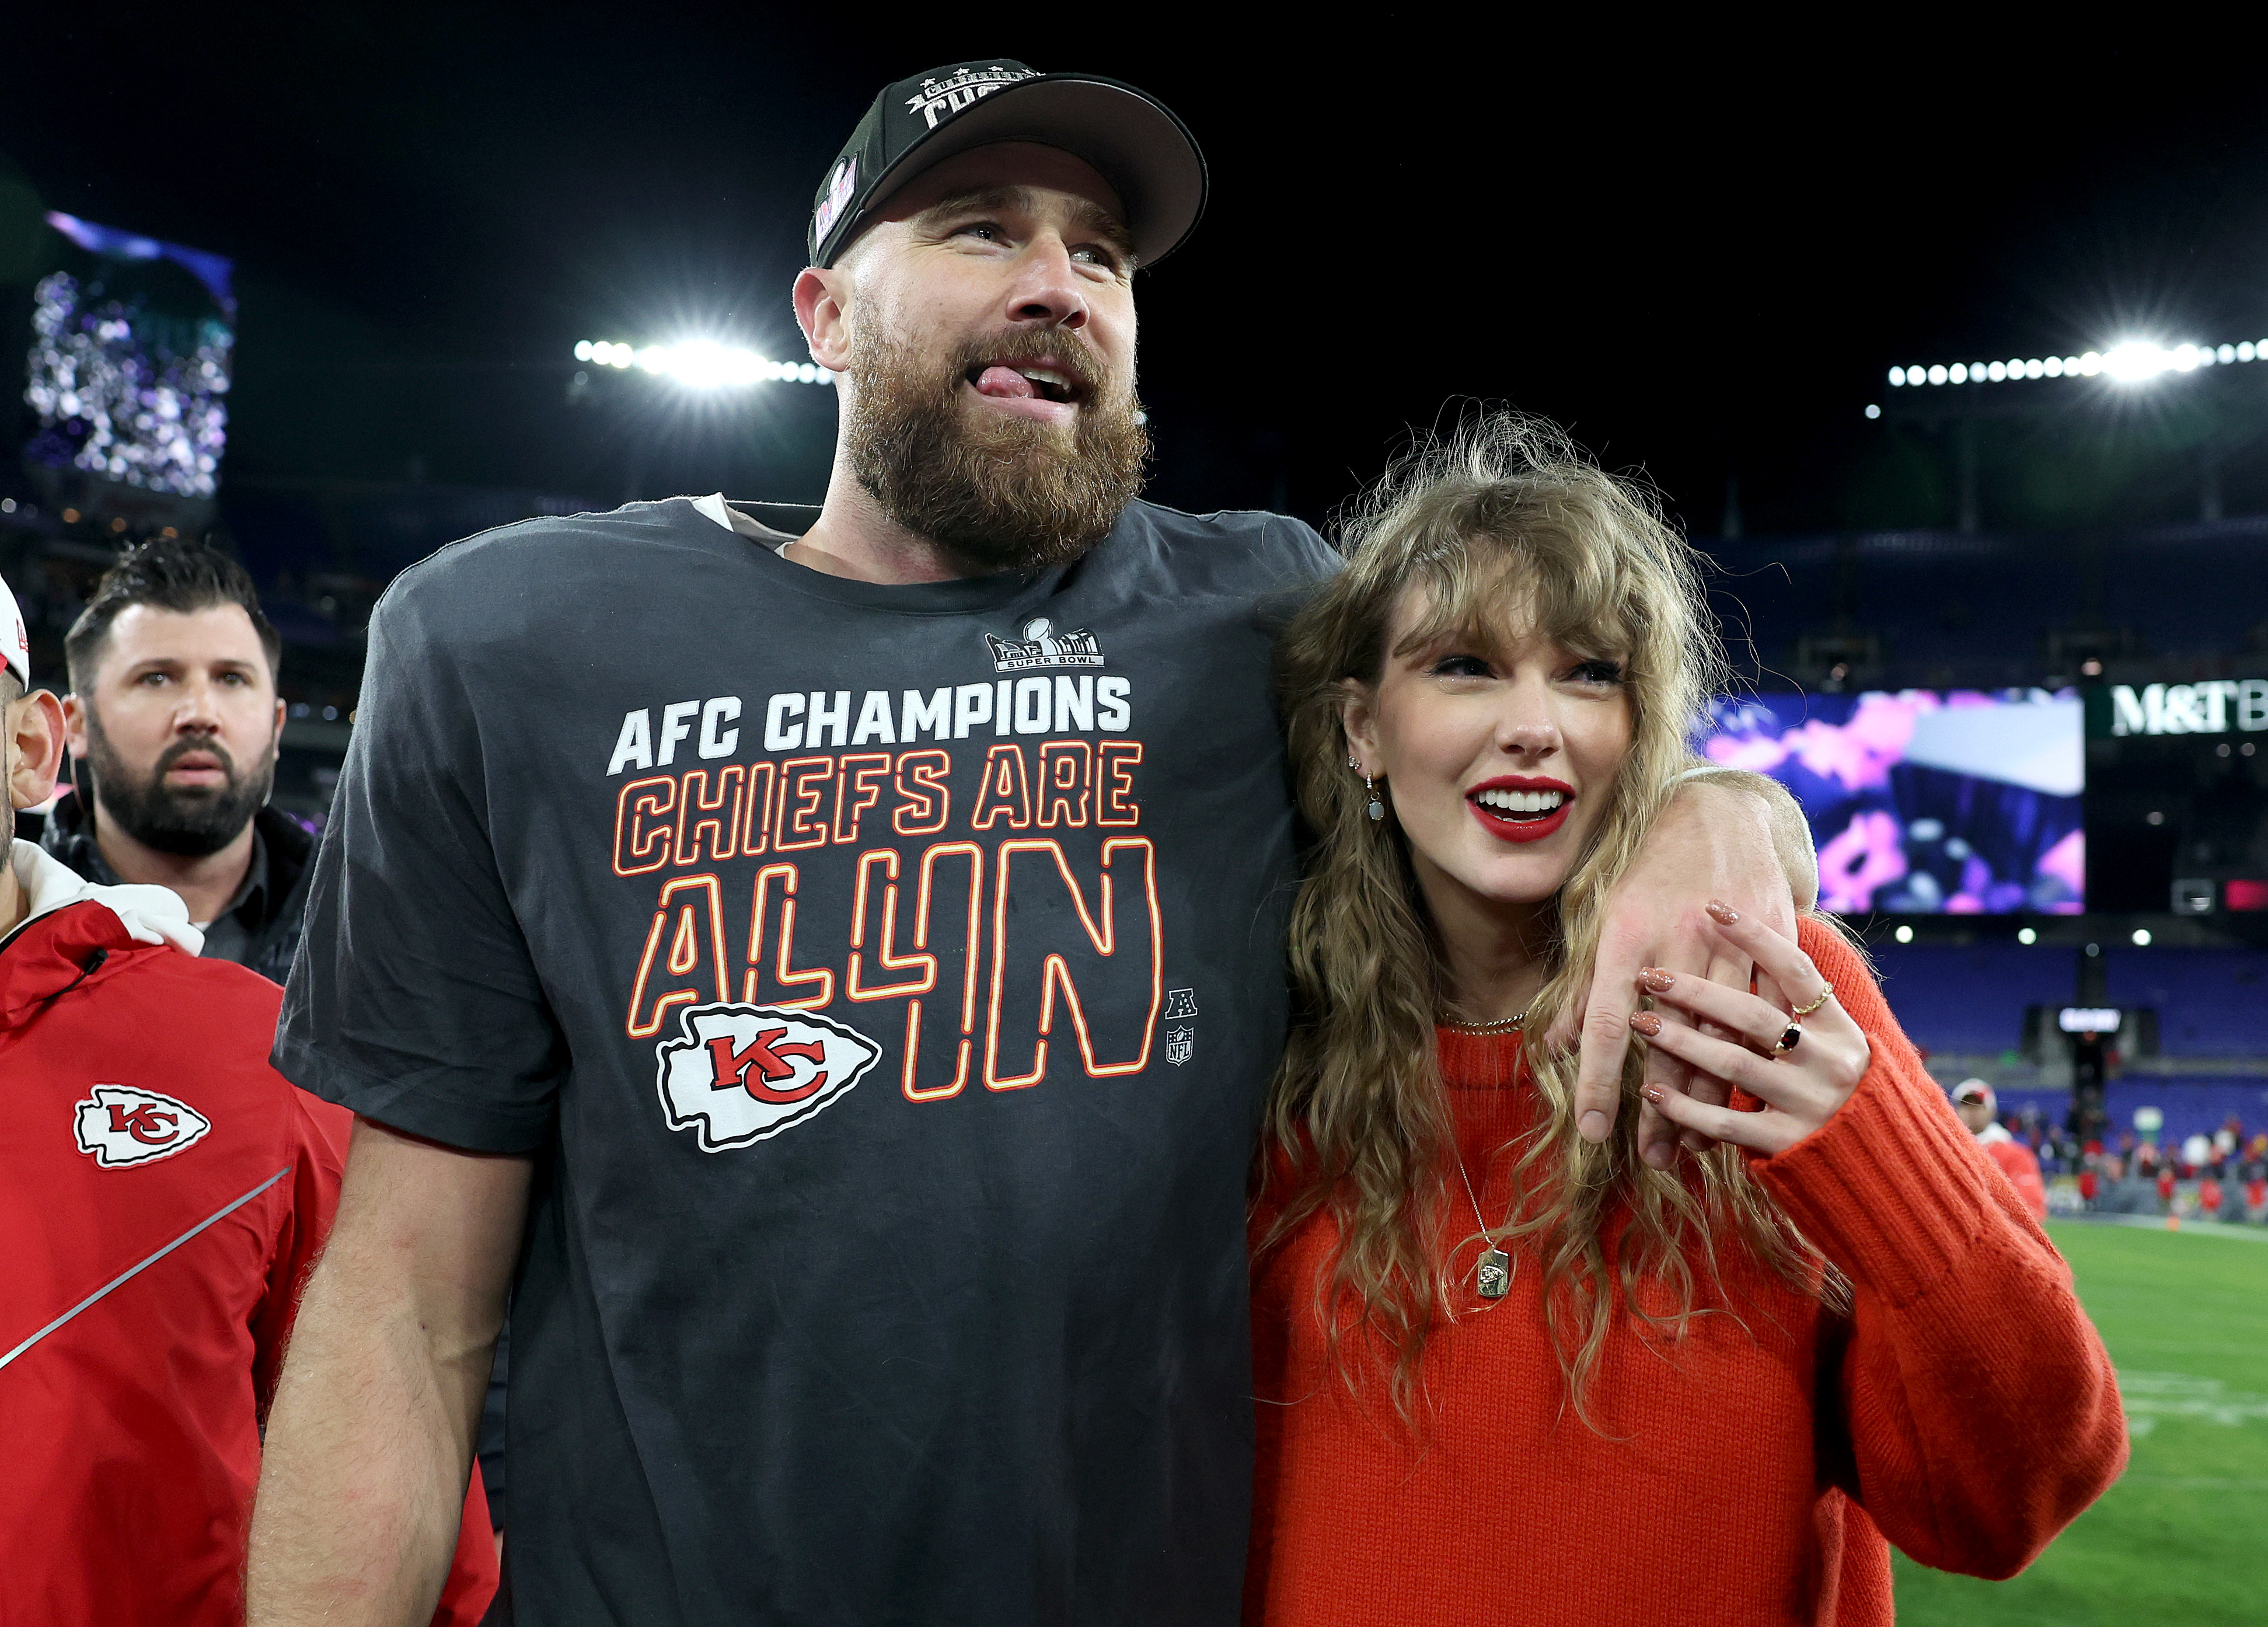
0,576,497,1627
1954,1078,2050,1224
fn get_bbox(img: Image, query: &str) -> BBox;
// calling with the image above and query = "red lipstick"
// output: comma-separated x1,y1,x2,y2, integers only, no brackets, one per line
1466,775,1574,845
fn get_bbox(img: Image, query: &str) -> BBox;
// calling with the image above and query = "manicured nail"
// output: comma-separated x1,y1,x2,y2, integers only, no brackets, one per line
1630,1011,1662,1036
1642,1083,1665,1103
1579,1110,1608,1141
1638,966,1674,993
1707,900,1739,925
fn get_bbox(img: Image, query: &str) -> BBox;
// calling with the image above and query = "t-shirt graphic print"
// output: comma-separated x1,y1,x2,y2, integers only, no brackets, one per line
276,495,1338,1627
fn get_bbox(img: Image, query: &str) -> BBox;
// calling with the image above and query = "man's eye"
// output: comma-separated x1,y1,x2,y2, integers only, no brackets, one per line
1072,245,1123,271
954,221,1005,243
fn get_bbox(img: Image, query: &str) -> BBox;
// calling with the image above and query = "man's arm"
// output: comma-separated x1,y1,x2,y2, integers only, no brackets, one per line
248,1117,531,1626
1553,770,1816,1166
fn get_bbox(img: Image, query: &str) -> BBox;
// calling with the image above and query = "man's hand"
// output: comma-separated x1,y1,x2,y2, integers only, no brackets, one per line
1548,773,1813,1165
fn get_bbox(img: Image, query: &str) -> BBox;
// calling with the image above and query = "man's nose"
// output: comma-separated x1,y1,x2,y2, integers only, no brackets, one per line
1005,235,1088,331
173,683,225,730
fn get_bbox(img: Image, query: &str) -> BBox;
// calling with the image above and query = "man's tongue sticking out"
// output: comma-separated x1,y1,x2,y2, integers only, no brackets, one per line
975,365,1037,400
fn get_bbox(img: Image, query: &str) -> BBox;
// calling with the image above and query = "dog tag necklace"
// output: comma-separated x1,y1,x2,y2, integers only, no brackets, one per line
1454,1155,1512,1299
1443,1006,1524,1301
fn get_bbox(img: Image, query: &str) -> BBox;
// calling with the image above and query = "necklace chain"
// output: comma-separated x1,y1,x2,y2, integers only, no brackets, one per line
1444,1009,1523,1302
1440,1008,1528,1036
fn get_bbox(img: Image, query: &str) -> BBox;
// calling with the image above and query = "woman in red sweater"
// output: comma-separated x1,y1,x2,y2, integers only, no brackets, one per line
1249,416,2126,1626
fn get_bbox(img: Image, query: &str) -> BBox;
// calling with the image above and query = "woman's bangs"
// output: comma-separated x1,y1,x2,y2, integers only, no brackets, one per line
1386,525,1637,670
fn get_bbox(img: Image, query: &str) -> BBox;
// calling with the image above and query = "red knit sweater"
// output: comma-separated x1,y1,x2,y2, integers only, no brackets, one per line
1247,918,2126,1627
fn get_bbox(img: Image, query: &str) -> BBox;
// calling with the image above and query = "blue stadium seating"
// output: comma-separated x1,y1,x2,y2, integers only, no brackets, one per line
2107,949,2268,1057
1868,942,2081,1055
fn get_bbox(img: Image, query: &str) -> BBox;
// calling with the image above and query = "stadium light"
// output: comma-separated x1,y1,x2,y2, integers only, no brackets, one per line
571,339,832,389
1885,335,2268,391
2017,926,2037,945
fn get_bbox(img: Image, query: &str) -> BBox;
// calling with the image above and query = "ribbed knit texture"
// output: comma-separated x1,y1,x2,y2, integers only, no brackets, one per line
1246,918,2126,1627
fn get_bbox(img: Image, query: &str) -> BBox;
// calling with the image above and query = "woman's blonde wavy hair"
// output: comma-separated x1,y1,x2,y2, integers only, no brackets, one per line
1262,412,1841,1424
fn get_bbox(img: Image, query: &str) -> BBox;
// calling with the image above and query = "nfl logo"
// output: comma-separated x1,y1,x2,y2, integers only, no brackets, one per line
1165,1024,1194,1067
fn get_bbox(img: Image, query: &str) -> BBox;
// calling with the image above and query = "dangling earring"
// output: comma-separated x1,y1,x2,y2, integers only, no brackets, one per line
1349,755,1384,822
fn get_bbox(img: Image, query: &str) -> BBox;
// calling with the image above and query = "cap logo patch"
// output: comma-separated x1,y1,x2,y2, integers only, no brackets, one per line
656,1003,882,1151
905,65,1039,131
813,156,858,245
74,1085,212,1167
986,616,1103,673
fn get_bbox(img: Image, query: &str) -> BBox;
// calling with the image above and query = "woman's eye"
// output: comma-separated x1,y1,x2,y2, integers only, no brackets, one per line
1430,654,1493,679
1569,660,1625,685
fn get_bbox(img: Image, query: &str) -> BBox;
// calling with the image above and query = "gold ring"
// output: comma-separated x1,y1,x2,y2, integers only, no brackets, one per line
1770,1023,1803,1056
1789,984,1834,1017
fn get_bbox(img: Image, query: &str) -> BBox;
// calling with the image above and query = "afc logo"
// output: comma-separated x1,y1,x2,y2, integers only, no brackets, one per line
657,1004,884,1151
74,1085,213,1168
1163,987,1197,1065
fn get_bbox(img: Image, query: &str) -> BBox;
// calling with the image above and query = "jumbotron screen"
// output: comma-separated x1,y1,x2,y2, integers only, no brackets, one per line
21,212,234,499
1698,689,2085,915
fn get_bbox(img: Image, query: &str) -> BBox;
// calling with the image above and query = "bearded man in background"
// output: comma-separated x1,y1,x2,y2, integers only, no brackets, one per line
43,537,311,980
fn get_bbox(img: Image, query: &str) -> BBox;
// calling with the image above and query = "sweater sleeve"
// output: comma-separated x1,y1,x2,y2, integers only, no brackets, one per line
1750,919,2127,1579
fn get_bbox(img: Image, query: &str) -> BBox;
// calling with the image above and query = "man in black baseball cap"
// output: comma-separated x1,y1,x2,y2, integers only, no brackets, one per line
253,57,1808,1627
808,61,1206,271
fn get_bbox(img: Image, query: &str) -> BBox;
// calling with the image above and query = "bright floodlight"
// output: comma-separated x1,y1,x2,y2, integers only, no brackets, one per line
2017,926,2037,945
568,338,833,389
2132,928,2152,946
2099,342,2169,384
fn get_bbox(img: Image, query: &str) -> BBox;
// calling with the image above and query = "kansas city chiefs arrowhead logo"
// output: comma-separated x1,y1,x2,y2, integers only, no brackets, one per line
74,1085,213,1167
655,1004,882,1152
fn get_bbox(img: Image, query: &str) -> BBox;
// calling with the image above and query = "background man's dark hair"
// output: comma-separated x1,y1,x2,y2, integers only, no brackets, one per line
64,538,281,692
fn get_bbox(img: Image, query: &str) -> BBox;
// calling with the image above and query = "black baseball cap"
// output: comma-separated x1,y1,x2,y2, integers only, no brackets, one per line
807,61,1207,271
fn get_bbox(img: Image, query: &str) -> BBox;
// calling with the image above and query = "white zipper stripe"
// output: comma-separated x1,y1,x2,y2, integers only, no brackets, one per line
0,1164,292,1371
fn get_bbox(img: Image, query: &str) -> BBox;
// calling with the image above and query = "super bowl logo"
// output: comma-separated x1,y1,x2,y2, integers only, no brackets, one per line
655,1004,882,1151
813,157,857,244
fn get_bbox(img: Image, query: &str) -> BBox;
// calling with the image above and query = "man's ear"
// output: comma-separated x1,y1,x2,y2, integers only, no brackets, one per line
793,265,854,374
9,691,67,811
1338,680,1380,776
61,691,88,761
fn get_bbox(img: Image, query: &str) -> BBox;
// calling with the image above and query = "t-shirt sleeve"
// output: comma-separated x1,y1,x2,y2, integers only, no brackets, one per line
271,567,566,1152
1265,513,1342,581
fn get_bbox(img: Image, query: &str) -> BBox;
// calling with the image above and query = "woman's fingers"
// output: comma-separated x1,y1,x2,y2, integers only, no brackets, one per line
1639,1074,1799,1156
1639,964,1792,1054
1630,1008,1801,1110
1702,901,1850,1032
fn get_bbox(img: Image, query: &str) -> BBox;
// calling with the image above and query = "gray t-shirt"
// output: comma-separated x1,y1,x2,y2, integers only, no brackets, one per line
275,494,1338,1627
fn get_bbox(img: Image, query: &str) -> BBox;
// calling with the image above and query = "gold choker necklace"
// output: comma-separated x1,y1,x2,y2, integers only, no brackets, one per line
1440,1011,1527,1035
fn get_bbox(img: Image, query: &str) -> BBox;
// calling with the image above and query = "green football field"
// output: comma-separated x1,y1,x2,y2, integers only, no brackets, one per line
1892,1219,2268,1625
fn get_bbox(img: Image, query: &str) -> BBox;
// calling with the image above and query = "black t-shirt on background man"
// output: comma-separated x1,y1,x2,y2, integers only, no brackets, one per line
275,495,1338,1627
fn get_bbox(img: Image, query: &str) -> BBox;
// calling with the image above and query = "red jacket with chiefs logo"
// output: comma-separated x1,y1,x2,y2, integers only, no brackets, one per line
0,865,497,1627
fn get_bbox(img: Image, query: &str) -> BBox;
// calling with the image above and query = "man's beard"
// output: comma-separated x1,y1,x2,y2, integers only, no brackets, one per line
83,708,276,858
845,325,1150,574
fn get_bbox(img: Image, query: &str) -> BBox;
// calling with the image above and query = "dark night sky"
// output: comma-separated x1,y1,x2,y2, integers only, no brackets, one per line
8,9,2268,538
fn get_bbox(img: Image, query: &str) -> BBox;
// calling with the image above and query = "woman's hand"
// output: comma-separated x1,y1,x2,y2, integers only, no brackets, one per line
1627,900,1871,1158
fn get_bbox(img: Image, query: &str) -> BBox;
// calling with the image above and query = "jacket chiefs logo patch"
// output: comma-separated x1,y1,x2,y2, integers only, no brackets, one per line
655,1004,882,1152
74,1085,213,1167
